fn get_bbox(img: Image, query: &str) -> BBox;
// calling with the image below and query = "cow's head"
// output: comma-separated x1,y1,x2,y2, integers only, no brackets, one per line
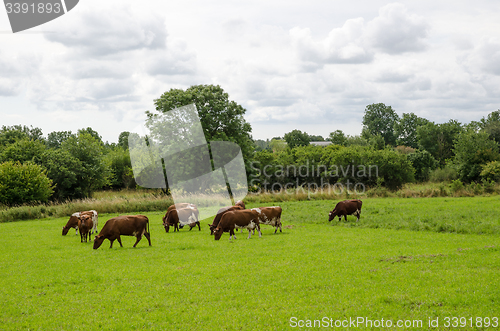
62,226,69,236
80,214,90,227
93,235,105,249
235,200,245,209
213,227,223,240
208,224,216,235
328,209,337,222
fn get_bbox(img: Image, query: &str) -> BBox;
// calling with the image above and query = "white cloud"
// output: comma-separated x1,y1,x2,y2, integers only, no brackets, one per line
366,3,429,54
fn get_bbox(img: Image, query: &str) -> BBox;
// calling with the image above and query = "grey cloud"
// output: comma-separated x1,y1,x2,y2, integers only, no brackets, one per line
44,6,167,57
145,41,197,76
376,70,414,83
366,3,429,54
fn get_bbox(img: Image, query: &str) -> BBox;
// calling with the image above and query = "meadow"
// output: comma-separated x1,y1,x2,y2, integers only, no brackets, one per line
1,197,500,330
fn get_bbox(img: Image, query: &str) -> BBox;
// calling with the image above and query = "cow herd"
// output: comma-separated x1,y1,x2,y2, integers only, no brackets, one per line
62,199,363,249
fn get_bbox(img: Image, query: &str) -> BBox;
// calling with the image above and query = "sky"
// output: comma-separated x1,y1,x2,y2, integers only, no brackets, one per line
1,0,500,143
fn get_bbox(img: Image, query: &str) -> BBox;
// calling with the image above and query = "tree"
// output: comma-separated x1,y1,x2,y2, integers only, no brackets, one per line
453,129,499,182
0,161,53,205
308,134,324,142
118,131,131,149
78,127,104,145
41,149,83,200
362,103,399,146
150,84,253,157
269,139,287,153
284,129,310,149
0,125,44,150
328,130,347,146
480,110,500,145
407,150,438,182
46,131,74,149
394,113,430,148
417,120,463,166
0,138,46,164
60,132,109,198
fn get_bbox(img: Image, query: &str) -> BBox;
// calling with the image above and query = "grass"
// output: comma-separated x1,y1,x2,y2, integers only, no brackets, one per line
1,198,500,330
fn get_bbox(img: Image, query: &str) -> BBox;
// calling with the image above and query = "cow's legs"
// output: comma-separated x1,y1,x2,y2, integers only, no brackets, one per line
133,235,142,248
109,239,115,248
257,224,262,237
247,229,252,239
117,236,123,247
144,232,151,246
197,221,201,231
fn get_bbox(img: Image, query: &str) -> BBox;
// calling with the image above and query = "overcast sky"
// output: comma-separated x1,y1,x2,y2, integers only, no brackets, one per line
1,0,500,143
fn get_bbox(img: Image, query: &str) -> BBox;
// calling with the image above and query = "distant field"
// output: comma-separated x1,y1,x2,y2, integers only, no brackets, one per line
1,198,499,330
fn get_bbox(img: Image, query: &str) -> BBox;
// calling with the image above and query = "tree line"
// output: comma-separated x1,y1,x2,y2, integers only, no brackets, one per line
1,85,500,205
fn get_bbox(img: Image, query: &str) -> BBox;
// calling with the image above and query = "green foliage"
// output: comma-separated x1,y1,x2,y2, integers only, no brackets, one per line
480,160,500,182
117,131,131,149
103,148,136,189
362,103,399,146
480,109,500,144
394,112,430,148
429,166,458,183
268,138,287,153
450,179,464,193
0,161,53,205
328,130,348,146
0,125,44,149
417,120,463,166
453,129,499,182
407,150,438,182
308,134,324,141
60,132,110,198
0,138,46,164
151,84,254,169
46,131,73,149
40,149,82,201
284,129,310,149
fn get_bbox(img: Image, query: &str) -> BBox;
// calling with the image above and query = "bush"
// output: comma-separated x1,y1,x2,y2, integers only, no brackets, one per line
480,160,500,182
408,150,438,182
429,166,458,182
0,161,53,205
450,179,464,194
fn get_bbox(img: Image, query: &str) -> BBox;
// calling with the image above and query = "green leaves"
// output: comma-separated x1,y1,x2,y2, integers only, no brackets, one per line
0,161,53,205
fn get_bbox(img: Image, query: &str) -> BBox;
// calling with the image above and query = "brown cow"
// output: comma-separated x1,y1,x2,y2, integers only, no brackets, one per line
93,215,151,249
328,199,362,222
62,212,80,235
163,207,200,233
213,209,262,241
235,200,245,209
78,213,93,243
251,206,282,233
208,205,244,235
62,210,98,235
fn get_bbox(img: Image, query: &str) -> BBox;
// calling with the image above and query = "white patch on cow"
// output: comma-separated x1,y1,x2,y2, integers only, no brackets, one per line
72,212,80,217
252,208,262,214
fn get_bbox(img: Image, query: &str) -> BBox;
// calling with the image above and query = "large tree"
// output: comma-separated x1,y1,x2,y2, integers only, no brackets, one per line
394,112,430,148
417,120,463,166
284,129,310,149
149,85,254,165
362,103,399,146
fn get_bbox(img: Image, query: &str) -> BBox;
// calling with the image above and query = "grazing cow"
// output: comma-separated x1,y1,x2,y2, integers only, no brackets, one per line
251,206,283,233
328,199,362,222
80,210,98,234
235,200,245,209
213,209,262,241
208,205,244,235
62,212,80,235
93,215,151,249
163,207,200,233
62,210,98,235
78,213,93,243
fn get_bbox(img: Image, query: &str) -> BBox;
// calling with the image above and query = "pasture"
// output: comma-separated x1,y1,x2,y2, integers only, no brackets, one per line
1,197,500,330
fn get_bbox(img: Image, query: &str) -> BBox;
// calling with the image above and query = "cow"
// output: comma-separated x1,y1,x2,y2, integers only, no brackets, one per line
93,215,151,249
62,213,80,235
78,213,93,243
208,205,244,235
213,209,262,241
251,206,282,233
62,210,98,235
81,210,98,234
163,207,200,233
328,199,362,222
235,200,245,209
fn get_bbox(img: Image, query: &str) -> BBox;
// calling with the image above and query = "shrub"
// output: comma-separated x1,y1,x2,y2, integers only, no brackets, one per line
0,161,53,205
480,160,500,182
450,179,464,194
429,166,458,182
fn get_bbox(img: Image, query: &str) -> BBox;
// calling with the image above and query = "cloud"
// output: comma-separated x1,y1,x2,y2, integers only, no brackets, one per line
145,40,197,76
366,3,429,54
44,5,167,57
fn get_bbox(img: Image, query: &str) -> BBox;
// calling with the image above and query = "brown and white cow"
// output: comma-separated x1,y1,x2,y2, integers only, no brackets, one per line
328,199,362,222
162,207,200,233
93,215,151,249
62,210,98,235
78,213,93,243
213,209,262,241
208,205,244,235
62,212,80,235
251,206,283,233
235,200,245,209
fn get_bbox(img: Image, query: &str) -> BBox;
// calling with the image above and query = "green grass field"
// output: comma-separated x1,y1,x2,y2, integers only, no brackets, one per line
1,197,500,330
